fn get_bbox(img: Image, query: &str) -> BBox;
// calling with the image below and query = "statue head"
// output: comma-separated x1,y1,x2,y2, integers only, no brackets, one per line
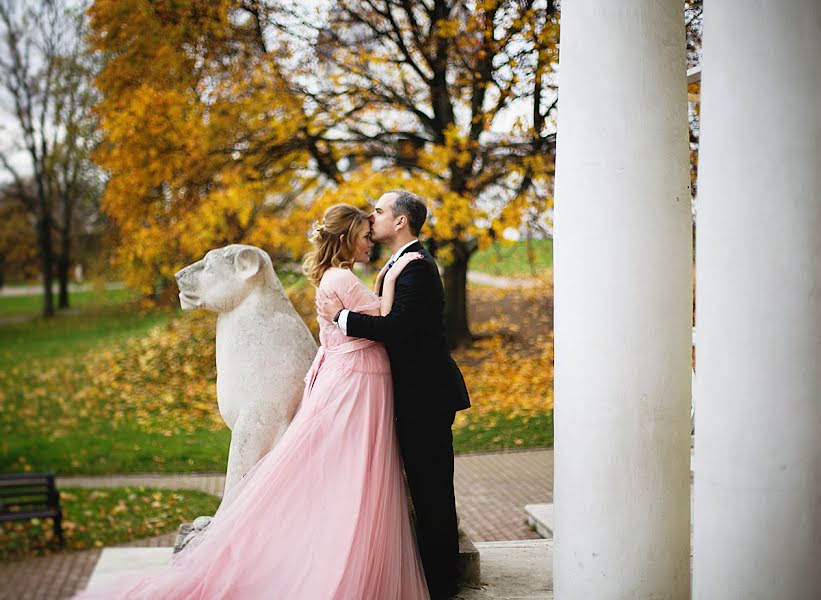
174,244,275,312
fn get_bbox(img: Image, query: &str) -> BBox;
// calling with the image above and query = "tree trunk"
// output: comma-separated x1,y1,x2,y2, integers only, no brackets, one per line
57,257,70,309
57,197,71,309
37,213,55,318
442,240,474,349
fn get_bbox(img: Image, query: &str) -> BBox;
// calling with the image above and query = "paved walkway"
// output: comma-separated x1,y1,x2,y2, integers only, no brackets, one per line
0,448,552,600
0,283,125,297
466,272,542,288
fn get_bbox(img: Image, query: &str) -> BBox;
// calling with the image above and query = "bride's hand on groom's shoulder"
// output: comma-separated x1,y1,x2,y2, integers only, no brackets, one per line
385,252,423,282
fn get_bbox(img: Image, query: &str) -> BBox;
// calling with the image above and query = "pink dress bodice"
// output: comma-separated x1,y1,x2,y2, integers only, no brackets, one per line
317,267,381,348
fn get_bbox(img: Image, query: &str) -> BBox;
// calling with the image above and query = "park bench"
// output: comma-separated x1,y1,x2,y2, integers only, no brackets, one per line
0,473,64,547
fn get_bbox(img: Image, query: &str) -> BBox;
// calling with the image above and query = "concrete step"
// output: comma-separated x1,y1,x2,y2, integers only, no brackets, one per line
525,503,553,538
526,446,694,541
458,527,481,587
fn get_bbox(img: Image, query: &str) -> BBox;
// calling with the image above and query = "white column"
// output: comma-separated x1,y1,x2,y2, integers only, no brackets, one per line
553,1,692,598
693,1,821,597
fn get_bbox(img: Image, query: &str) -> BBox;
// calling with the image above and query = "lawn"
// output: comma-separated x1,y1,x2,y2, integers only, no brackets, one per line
453,412,553,453
0,486,221,562
0,286,137,318
1,275,553,477
469,238,553,277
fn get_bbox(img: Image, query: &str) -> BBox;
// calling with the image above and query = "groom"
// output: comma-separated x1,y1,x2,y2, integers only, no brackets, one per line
318,190,470,599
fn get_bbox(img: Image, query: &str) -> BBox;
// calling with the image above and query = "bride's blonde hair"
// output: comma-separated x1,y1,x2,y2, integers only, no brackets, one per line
302,204,370,286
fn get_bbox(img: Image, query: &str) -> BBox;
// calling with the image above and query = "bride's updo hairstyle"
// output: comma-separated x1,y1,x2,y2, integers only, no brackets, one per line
302,204,370,286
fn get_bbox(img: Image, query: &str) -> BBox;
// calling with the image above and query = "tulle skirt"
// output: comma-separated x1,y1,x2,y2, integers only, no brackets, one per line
74,339,429,599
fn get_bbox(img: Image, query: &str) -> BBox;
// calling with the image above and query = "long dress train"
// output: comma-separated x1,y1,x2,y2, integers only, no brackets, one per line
74,267,429,599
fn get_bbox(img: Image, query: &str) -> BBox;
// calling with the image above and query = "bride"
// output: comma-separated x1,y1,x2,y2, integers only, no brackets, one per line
75,203,429,599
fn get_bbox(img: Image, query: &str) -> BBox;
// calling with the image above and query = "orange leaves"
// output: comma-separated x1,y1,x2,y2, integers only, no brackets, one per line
453,279,554,428
90,0,312,300
87,0,561,311
455,332,553,427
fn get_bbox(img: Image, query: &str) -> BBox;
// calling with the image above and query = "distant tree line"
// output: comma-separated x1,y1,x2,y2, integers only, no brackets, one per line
0,0,104,316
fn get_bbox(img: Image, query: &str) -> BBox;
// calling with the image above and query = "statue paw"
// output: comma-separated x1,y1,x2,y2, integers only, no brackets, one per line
174,515,214,553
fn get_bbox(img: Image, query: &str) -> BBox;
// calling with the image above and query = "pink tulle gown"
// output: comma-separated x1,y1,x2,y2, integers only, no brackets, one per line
75,267,429,600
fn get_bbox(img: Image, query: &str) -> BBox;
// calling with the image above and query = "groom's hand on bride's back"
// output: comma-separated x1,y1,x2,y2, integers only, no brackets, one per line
316,288,344,322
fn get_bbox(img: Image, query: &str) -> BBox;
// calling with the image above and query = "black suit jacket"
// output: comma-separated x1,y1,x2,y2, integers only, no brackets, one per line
346,242,470,433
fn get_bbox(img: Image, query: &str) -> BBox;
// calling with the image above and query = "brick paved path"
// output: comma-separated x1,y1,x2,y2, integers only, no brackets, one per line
454,449,552,542
0,448,552,600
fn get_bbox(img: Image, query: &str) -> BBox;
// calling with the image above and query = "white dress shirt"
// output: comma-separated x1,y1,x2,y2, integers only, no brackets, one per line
337,239,419,335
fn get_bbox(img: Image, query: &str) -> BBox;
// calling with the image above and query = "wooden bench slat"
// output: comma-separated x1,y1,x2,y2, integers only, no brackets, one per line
0,491,54,500
2,503,55,511
0,509,60,521
0,476,54,484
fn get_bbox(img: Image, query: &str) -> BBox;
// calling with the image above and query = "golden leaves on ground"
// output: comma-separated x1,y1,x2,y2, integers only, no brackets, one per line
1,313,222,439
1,281,552,445
455,333,553,426
453,280,554,429
1,286,318,441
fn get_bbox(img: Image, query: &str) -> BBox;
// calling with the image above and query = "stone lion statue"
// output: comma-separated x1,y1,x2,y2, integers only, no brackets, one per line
174,244,317,526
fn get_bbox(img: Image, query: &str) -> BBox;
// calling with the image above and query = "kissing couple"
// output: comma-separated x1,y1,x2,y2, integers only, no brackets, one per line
74,190,471,600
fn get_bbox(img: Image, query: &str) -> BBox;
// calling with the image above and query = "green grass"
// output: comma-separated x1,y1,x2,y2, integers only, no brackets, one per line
1,486,221,562
470,238,553,277
3,426,230,476
453,412,553,454
4,411,551,474
0,286,137,317
0,302,176,370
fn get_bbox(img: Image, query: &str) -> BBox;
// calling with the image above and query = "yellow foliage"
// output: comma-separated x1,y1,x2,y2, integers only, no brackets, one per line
88,0,559,309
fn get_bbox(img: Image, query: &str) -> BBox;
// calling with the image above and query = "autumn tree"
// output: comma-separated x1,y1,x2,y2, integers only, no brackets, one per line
266,0,559,345
90,0,558,346
88,0,316,298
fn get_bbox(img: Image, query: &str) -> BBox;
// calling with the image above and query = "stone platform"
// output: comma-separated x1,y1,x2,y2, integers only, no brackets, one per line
83,541,552,599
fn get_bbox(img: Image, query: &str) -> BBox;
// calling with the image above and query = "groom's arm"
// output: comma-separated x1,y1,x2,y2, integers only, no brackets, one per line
344,260,431,345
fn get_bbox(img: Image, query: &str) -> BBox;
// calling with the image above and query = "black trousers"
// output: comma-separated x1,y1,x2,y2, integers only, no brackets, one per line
399,413,459,599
